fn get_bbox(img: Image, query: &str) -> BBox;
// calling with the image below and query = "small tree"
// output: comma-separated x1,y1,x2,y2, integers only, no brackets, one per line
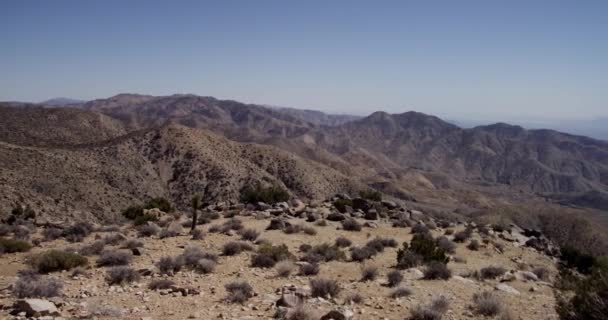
191,195,202,232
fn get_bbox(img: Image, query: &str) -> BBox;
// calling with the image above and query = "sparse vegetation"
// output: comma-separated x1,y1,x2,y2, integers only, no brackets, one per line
473,291,503,316
106,266,141,285
97,250,132,266
310,278,341,298
157,256,184,275
239,228,260,241
240,185,289,205
467,239,480,251
28,250,88,273
138,223,161,237
13,275,63,298
333,198,353,213
225,281,254,304
299,262,320,276
0,237,31,253
148,279,175,290
80,240,106,256
305,243,346,263
223,241,253,256
342,218,362,231
410,296,450,320
390,286,412,298
195,258,216,274
360,265,378,281
63,222,93,242
275,261,295,277
423,261,451,280
387,270,403,287
335,236,352,248
479,266,507,279
252,243,292,268
359,190,382,201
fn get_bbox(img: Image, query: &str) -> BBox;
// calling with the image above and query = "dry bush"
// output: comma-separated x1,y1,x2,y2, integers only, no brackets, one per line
387,270,403,287
341,219,362,231
222,241,253,256
285,305,315,320
305,243,346,263
159,228,180,239
350,246,377,262
310,278,341,298
299,263,320,276
284,224,303,234
412,223,430,234
423,262,451,280
473,291,503,316
42,228,63,241
390,286,413,299
479,266,506,279
86,304,124,317
410,296,450,320
335,236,352,248
299,244,312,253
123,239,143,250
148,279,175,290
302,226,317,235
157,256,184,275
315,220,328,227
29,250,88,273
137,223,160,237
467,239,480,251
453,227,473,243
195,258,216,274
252,243,292,268
80,241,106,256
102,233,126,245
225,281,254,304
63,222,93,242
436,236,456,254
191,228,204,240
239,228,260,241
532,266,550,281
13,275,63,298
396,251,423,269
275,261,295,277
106,266,141,285
360,265,378,282
97,250,132,266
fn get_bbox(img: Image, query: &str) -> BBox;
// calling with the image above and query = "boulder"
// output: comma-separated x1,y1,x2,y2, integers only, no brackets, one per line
167,221,183,235
13,299,59,317
351,198,371,212
495,283,520,295
381,200,398,209
321,308,354,320
267,218,286,230
276,292,302,308
256,202,271,210
515,271,539,282
327,213,346,222
364,209,378,220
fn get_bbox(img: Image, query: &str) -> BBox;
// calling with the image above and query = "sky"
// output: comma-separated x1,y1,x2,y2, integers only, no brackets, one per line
1,0,607,121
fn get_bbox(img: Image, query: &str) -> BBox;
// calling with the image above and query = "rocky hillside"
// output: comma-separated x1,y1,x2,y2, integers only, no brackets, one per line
0,121,363,221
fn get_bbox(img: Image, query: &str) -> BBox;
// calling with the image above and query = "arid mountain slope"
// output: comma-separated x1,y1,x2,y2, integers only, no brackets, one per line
0,104,127,146
0,121,363,221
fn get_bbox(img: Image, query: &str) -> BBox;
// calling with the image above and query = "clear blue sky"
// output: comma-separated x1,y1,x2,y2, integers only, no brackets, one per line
1,0,606,120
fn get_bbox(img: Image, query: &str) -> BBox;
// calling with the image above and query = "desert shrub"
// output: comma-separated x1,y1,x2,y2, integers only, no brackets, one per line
208,224,221,233
275,261,295,277
13,276,63,298
63,222,93,242
191,228,204,240
97,250,132,266
106,266,140,285
0,237,31,253
560,246,597,274
397,251,423,269
306,243,345,262
444,228,454,235
145,197,172,212
122,205,144,220
423,261,451,280
409,234,449,264
335,236,352,248
225,281,254,304
473,291,503,316
0,224,10,236
223,241,253,256
252,254,277,268
42,228,63,241
361,265,378,281
479,266,507,279
180,246,217,267
436,236,456,254
359,190,382,201
345,293,364,304
239,228,260,241
342,219,362,231
333,199,353,213
103,233,126,245
299,263,320,276
390,286,412,298
315,219,328,227
365,238,388,253
148,279,175,290
284,224,302,234
351,246,377,262
221,218,243,233
138,223,160,237
240,185,289,204
195,258,216,274
80,240,106,256
159,228,180,239
133,213,158,226
123,239,143,250
284,306,315,320
302,226,317,235
157,256,184,275
299,244,312,252
556,266,608,320
86,304,124,317
412,223,430,235
467,239,480,251
411,296,450,320
532,266,550,281
393,218,412,228
257,243,292,262
387,270,403,287
29,250,88,273
453,227,473,243
71,267,89,277
310,278,341,298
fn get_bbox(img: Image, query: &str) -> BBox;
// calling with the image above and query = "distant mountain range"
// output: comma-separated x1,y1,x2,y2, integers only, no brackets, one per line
0,94,606,220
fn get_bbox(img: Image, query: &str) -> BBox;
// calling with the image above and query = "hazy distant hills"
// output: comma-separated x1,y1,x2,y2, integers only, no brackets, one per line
1,93,607,218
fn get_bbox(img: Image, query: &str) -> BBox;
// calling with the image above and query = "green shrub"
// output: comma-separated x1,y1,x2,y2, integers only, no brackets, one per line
410,234,448,263
359,190,382,201
122,197,171,221
560,246,596,274
333,199,353,213
144,197,172,212
122,206,143,220
0,237,32,253
240,185,289,204
257,243,292,262
29,250,88,273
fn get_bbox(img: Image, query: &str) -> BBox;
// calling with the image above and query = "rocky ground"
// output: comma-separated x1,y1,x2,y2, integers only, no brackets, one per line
0,198,559,320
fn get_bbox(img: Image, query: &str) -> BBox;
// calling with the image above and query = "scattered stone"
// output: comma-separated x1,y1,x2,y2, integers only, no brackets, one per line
495,283,520,295
13,299,60,317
